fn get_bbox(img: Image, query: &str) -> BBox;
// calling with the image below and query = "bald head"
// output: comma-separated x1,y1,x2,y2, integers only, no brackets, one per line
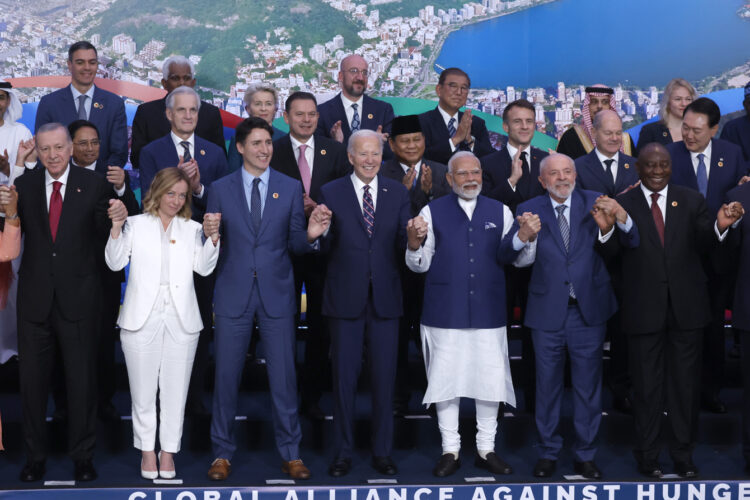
593,109,623,157
339,54,368,100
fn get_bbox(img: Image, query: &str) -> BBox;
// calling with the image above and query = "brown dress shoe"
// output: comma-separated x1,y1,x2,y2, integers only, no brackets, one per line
208,458,231,480
282,459,311,479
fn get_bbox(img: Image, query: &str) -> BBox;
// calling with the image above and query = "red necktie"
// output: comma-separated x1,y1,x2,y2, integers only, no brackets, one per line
49,181,62,242
650,192,664,246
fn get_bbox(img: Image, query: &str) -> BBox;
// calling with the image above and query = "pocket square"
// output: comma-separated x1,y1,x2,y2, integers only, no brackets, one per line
484,222,497,230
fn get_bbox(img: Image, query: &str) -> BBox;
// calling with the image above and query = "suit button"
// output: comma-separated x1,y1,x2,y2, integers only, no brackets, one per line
469,258,474,263
470,273,475,278
468,228,473,232
52,253,56,257
369,249,373,254
469,243,474,247
470,290,474,295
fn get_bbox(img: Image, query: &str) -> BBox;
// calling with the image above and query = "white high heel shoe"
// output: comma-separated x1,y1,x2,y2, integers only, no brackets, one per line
158,451,176,479
141,455,158,480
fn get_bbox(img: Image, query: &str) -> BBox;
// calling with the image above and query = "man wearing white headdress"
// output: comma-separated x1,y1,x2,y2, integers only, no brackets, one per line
0,79,32,364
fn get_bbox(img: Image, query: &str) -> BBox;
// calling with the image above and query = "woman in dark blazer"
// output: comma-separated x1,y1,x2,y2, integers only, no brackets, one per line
227,83,284,171
636,78,697,154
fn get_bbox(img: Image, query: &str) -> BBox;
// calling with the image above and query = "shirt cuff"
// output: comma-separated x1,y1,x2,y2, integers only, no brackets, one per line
512,233,527,250
617,214,633,233
194,184,205,199
507,179,517,192
598,225,615,243
448,138,457,153
114,184,126,197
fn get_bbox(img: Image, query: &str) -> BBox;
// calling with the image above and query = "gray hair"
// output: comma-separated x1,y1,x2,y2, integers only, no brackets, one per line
659,78,697,122
165,86,201,111
36,122,72,144
539,153,575,175
447,151,479,174
162,55,195,81
592,109,621,130
243,83,279,106
347,129,382,155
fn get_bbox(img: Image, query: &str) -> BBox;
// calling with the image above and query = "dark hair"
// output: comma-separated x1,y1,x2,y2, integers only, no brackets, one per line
502,99,535,121
683,97,721,128
235,116,273,146
438,67,470,87
68,41,97,61
68,120,99,141
285,91,317,113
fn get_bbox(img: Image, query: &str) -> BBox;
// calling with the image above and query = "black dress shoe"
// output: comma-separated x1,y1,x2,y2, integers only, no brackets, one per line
637,461,663,478
533,458,556,478
612,396,633,414
372,456,397,475
574,460,602,479
475,452,513,475
328,458,351,477
74,459,98,482
98,402,120,423
701,395,727,414
301,403,326,421
674,460,698,478
19,461,45,482
433,454,460,477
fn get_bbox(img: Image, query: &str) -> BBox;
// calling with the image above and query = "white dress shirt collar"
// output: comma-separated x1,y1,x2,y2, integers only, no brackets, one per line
506,143,531,161
399,159,423,175
171,132,195,157
341,93,363,111
70,84,95,101
437,105,459,128
595,149,619,164
290,134,315,152
45,164,71,188
457,195,478,220
640,182,668,203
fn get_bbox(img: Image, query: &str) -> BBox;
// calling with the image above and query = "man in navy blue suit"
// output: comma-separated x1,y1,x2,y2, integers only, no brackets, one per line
139,85,229,415
510,153,632,480
667,97,747,415
316,54,395,158
720,81,750,165
318,129,410,477
206,117,331,481
35,41,127,173
418,67,494,166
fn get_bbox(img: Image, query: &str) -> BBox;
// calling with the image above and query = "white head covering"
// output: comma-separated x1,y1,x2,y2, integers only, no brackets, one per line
0,80,23,124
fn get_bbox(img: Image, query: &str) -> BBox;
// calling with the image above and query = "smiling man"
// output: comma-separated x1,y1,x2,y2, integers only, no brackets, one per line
35,41,127,173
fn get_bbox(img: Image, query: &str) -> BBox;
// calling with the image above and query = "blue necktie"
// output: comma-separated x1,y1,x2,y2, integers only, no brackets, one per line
251,177,261,233
351,103,360,132
180,141,192,162
447,117,456,138
556,204,576,299
362,185,375,237
696,153,708,197
78,95,88,120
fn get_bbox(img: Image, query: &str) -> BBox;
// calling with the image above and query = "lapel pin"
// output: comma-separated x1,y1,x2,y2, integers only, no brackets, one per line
320,149,327,156
170,239,176,244
382,187,388,192
273,192,279,199
76,187,81,192
671,201,678,207
200,149,206,156
718,158,724,167
367,113,373,119
662,131,668,137
624,163,630,169
93,102,102,109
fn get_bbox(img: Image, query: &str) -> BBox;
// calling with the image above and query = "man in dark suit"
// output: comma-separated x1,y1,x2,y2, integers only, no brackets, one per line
14,122,128,482
613,143,741,478
207,117,330,481
69,120,139,421
481,99,548,413
319,129,410,477
131,55,226,170
315,54,395,158
510,153,627,480
139,85,229,415
35,41,128,173
269,91,349,418
419,67,494,166
720,81,750,164
667,97,747,414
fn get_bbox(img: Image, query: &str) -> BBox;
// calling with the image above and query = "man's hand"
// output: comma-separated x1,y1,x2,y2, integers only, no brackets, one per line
452,110,472,146
0,149,10,177
307,203,332,242
330,121,344,143
179,157,202,194
203,212,222,244
739,176,750,186
594,195,628,224
407,215,429,250
16,138,36,165
717,201,744,232
0,185,19,226
375,124,389,143
106,166,126,191
108,199,128,238
402,167,417,191
508,148,523,187
303,192,317,218
421,164,432,194
516,212,541,242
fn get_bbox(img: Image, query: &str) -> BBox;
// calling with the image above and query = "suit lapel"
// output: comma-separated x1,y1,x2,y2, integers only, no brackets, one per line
334,95,352,138
56,166,84,248
676,144,699,190
631,187,663,249
346,177,370,236
706,139,725,206
36,169,54,245
372,177,390,237
231,170,255,235
614,156,634,193
257,170,280,238
62,86,77,117
586,153,614,192
568,190,586,252
310,143,329,194
539,196,566,254
664,187,681,250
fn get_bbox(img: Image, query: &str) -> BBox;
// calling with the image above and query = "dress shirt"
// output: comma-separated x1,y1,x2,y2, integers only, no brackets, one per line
74,160,126,197
438,105,475,154
690,141,712,180
350,172,378,212
400,159,422,179
341,94,364,130
550,195,616,243
289,134,315,175
505,142,531,191
241,166,270,217
406,197,532,271
170,132,203,198
595,149,619,182
45,165,71,210
70,84,95,119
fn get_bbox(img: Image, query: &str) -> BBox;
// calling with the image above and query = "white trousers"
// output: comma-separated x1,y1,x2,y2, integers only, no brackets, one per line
436,398,499,454
120,286,198,453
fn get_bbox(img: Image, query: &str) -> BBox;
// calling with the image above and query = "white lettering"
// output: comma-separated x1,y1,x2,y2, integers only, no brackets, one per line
366,489,381,500
176,493,197,500
582,485,597,500
231,491,244,500
602,485,621,500
309,490,315,500
352,489,358,500
687,483,705,500
662,484,680,500
739,483,750,500
204,492,221,500
491,486,510,500
286,490,300,500
713,483,731,500
331,489,338,500
128,493,147,500
416,488,433,500
638,484,655,500
439,488,453,500
556,485,574,500
519,486,535,500
471,487,487,500
389,489,407,500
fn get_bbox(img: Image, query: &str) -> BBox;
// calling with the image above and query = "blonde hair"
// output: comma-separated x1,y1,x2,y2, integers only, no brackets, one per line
142,167,193,220
243,84,278,108
659,78,697,122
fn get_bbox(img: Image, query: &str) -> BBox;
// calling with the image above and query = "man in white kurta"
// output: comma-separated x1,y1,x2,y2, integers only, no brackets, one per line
405,151,540,477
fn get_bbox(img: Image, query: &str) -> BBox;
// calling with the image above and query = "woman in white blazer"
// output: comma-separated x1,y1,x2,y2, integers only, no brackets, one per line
106,167,221,479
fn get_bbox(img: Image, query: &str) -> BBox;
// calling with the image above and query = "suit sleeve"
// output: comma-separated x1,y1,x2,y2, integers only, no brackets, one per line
118,172,141,215
497,205,521,264
193,223,220,276
139,148,158,205
94,176,114,240
481,158,521,210
107,98,129,167
130,105,148,170
34,97,53,133
396,186,410,250
382,102,395,135
288,181,314,255
105,218,134,271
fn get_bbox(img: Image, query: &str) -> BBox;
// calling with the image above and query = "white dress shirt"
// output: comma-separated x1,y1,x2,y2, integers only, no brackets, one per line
290,134,315,175
45,165,71,210
505,142,531,191
690,140,712,180
170,132,203,198
351,172,378,212
341,94,364,130
595,149,619,182
70,84,95,119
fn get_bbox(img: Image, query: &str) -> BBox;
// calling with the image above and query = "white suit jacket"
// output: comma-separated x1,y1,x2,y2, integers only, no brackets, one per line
105,213,220,333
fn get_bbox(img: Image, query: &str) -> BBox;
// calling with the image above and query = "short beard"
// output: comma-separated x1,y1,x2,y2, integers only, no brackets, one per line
453,181,480,200
547,179,575,200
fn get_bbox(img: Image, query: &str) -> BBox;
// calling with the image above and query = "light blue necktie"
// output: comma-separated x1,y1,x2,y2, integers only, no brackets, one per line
696,153,708,197
78,95,88,120
351,103,360,132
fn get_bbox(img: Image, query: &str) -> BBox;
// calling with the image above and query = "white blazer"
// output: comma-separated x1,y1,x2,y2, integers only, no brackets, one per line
105,213,220,334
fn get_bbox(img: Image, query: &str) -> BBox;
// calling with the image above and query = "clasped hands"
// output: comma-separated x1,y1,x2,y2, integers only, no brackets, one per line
591,195,628,233
307,204,332,242
717,201,744,232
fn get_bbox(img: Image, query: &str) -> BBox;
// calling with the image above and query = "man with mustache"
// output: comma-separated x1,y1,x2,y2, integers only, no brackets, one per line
509,153,631,480
405,151,540,477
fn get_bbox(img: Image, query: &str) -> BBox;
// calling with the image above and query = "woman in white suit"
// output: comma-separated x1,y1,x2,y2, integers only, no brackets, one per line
106,167,221,479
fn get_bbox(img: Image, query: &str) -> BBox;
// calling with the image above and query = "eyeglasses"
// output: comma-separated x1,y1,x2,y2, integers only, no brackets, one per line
346,68,369,77
444,82,470,94
73,140,100,148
